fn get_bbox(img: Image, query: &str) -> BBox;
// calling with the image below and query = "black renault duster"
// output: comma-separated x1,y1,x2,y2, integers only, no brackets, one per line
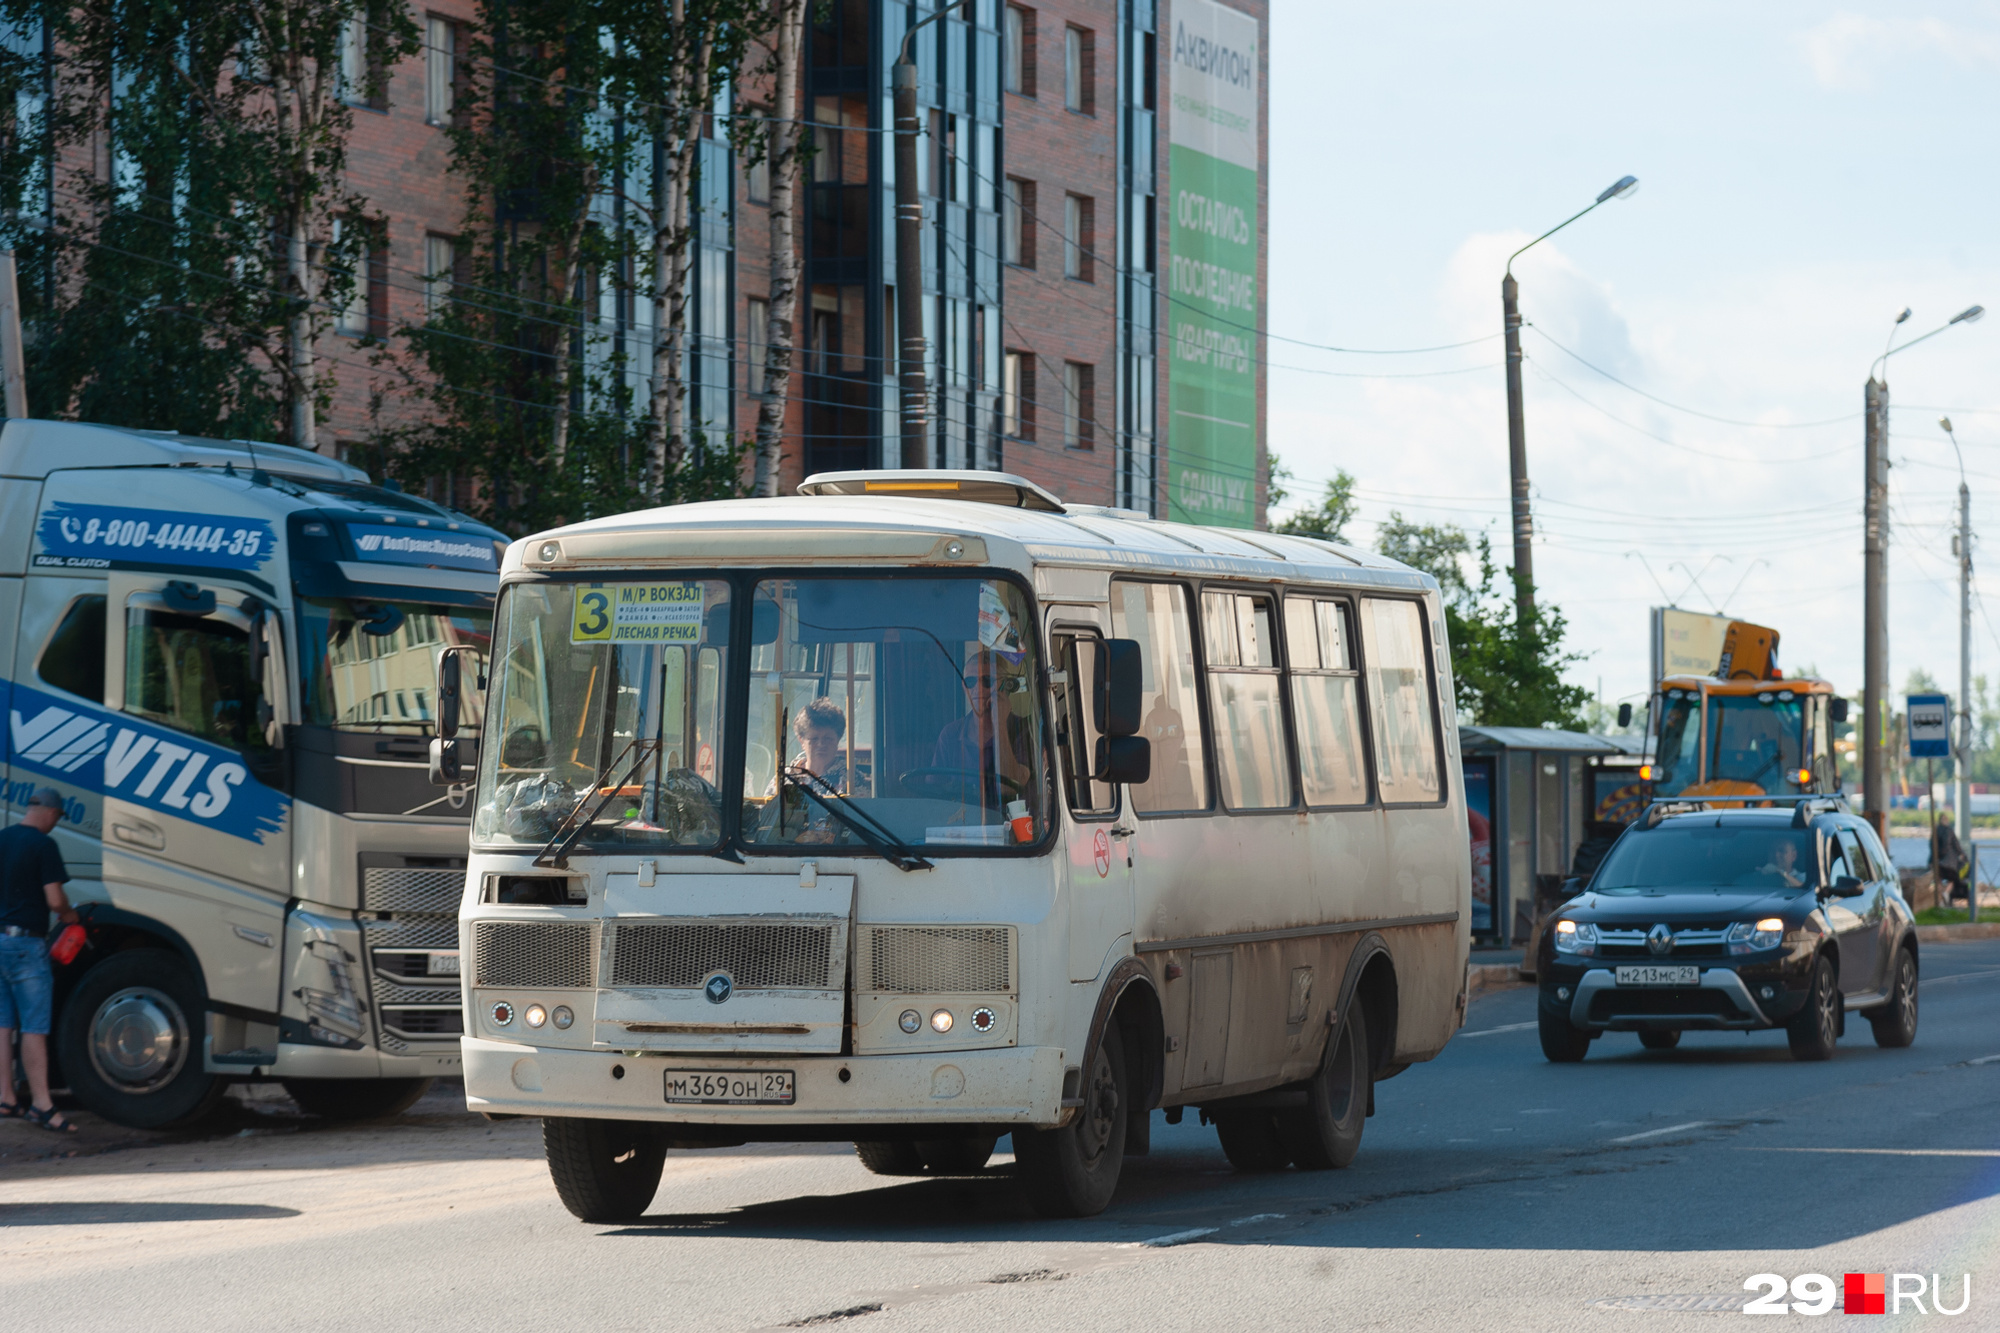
1536,800,1919,1062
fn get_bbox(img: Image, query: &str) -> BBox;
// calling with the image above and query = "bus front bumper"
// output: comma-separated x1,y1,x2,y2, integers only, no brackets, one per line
461,1037,1067,1127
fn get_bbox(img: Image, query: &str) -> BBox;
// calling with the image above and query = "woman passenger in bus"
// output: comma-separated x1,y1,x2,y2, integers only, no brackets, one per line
763,697,855,844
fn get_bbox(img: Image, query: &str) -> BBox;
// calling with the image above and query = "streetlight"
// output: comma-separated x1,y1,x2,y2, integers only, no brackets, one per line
1501,174,1639,626
1940,414,1974,918
1860,303,1984,840
891,0,968,470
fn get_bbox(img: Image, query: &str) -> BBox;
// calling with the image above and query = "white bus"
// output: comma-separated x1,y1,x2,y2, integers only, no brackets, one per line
2,421,503,1127
451,471,1470,1219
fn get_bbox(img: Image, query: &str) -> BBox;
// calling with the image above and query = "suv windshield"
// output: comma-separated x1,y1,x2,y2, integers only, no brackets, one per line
471,573,1049,856
297,598,492,733
1652,689,1805,796
1593,824,1817,894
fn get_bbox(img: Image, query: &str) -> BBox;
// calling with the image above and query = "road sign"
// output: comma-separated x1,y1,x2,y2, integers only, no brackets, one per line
1908,693,1951,758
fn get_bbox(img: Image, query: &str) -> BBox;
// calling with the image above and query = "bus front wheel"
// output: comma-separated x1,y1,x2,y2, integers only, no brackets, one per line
1014,1024,1128,1217
283,1077,434,1120
544,1116,666,1222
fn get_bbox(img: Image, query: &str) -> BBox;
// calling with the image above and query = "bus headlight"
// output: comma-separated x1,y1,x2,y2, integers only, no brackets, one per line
524,1004,547,1028
1553,920,1597,956
899,1009,922,1034
930,1009,954,1033
552,1005,574,1030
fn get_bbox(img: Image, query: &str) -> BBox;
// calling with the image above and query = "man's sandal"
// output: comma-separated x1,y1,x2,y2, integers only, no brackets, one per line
0,1100,23,1120
25,1104,75,1133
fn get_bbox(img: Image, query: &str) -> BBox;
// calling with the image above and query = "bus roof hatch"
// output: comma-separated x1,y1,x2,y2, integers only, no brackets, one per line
797,469,1068,514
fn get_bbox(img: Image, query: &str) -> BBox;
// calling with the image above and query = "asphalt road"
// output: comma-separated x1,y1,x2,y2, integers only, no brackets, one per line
7,941,2000,1332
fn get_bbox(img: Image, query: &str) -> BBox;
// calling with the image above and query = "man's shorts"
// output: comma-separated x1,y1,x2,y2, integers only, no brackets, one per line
0,935,54,1034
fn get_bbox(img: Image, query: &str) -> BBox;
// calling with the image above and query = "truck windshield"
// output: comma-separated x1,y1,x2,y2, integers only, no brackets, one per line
297,598,493,734
1650,689,1804,796
470,573,1049,856
1593,825,1817,893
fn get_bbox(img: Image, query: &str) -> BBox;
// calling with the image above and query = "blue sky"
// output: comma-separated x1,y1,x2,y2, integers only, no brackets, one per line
1266,1,2000,713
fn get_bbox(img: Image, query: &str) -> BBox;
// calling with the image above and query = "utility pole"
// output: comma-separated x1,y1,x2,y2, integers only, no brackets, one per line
1502,272,1532,626
0,250,27,418
892,2,965,471
1960,473,1974,919
1862,376,1890,840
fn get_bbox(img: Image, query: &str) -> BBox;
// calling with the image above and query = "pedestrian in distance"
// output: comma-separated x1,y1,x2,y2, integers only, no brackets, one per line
1934,819,1972,908
0,786,80,1132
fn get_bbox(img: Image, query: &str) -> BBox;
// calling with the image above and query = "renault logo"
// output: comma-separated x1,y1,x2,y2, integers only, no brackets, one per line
704,972,733,1005
1646,923,1675,956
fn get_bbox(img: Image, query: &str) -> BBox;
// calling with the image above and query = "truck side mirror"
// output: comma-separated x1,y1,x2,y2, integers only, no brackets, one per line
1095,734,1151,786
436,648,463,740
1616,702,1633,729
1830,697,1849,724
1095,638,1144,738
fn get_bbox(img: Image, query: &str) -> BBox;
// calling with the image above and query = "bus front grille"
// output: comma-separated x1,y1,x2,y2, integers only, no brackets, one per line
472,921,595,989
860,926,1015,994
605,920,838,990
363,867,467,914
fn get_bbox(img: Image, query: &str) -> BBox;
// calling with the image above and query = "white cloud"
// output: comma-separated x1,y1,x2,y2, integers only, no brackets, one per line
1800,13,2000,91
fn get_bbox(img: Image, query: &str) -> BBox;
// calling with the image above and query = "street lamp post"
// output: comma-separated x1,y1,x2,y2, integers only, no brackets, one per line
891,1,967,470
1501,174,1638,626
1860,304,1984,840
1941,414,1974,918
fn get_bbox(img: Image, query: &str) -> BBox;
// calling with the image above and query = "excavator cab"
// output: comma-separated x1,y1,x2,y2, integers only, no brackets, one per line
1643,621,1842,799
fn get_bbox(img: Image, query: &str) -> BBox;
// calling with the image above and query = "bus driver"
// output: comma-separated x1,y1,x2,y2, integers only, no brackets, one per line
932,649,1035,812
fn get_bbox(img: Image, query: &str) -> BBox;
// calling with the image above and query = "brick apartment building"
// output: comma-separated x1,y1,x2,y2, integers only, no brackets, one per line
294,0,1269,527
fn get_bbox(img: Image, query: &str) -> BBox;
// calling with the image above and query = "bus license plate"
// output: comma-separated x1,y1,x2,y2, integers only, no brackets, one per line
427,952,461,976
1615,965,1698,987
664,1069,796,1105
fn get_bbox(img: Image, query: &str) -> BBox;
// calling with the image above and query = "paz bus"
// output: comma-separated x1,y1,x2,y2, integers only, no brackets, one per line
2,420,503,1127
446,471,1470,1218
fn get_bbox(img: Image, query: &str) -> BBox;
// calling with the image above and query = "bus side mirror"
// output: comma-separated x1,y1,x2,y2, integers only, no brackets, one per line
428,736,463,786
1096,638,1144,738
1616,702,1633,729
1095,734,1151,786
1830,697,1849,724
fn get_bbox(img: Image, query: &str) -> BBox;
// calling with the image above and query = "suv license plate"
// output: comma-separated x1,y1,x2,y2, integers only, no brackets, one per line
664,1069,796,1105
1615,965,1699,987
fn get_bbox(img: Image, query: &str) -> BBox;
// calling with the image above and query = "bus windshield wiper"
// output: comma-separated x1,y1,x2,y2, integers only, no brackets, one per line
776,769,933,872
535,736,655,869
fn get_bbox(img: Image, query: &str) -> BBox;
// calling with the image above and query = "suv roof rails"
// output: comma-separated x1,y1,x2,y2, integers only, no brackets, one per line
1641,793,1848,829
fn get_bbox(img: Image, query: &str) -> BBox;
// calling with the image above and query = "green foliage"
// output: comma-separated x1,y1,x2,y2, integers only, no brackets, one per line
1378,512,1590,731
1269,461,1358,543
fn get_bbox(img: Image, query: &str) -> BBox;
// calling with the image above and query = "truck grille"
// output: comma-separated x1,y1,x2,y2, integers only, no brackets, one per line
605,920,839,990
363,867,467,914
380,1005,466,1037
860,925,1014,993
473,921,595,989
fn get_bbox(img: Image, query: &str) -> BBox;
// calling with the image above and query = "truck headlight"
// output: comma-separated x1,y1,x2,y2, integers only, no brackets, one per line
1727,918,1786,954
1553,920,1597,956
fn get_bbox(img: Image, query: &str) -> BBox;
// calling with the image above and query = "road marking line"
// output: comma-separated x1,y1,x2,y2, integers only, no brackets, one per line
1609,1121,1709,1143
1459,1021,1539,1037
1921,968,2000,988
1228,1213,1285,1227
1953,1053,2000,1067
1748,1147,2000,1158
1141,1227,1219,1247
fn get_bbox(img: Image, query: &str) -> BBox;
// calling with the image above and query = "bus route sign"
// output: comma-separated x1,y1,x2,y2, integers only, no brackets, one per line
571,583,706,644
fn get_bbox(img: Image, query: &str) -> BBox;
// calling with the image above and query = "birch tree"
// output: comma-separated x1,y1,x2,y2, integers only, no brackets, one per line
748,0,806,497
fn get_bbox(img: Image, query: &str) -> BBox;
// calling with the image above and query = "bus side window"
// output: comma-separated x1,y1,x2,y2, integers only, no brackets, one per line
1110,580,1209,813
1199,590,1293,811
1283,596,1368,806
38,593,107,703
1360,598,1443,804
1052,631,1116,817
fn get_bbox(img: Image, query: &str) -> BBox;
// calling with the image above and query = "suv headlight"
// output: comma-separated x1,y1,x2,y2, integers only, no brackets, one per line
1726,918,1786,954
1553,920,1597,956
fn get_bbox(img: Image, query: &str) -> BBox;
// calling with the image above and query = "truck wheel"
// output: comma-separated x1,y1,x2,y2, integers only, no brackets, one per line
1277,1002,1371,1170
918,1135,997,1173
283,1077,434,1120
1537,1006,1592,1063
57,949,225,1130
1638,1030,1681,1050
544,1116,666,1222
1214,1111,1290,1171
1866,948,1919,1048
1014,1023,1128,1217
1786,955,1840,1062
854,1140,927,1176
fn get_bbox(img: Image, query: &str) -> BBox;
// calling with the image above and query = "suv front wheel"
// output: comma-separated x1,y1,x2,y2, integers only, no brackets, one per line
1786,955,1840,1061
1537,989,1592,1063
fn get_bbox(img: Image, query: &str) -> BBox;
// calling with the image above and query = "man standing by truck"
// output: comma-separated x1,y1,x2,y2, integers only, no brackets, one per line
0,787,80,1132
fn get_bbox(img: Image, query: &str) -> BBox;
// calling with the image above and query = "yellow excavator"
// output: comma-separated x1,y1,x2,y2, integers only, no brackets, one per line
1624,620,1847,800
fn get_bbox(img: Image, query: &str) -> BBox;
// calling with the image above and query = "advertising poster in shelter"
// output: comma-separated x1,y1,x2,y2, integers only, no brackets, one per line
1464,759,1493,933
1167,0,1261,527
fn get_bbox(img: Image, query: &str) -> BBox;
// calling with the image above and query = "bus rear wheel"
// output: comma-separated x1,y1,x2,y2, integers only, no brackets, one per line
57,949,225,1130
854,1140,927,1176
282,1077,434,1121
1277,1002,1370,1170
544,1116,666,1222
918,1135,997,1173
1214,1112,1290,1172
1014,1024,1128,1217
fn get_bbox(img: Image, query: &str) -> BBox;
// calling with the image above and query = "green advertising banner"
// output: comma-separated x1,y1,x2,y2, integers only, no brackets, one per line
1167,0,1260,528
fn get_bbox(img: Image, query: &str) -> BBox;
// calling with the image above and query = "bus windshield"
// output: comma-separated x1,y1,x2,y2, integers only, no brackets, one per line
471,573,1049,856
297,598,492,734
1650,688,1804,797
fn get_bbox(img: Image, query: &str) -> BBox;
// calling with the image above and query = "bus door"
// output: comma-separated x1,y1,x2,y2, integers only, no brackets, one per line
102,571,291,1023
1049,613,1135,983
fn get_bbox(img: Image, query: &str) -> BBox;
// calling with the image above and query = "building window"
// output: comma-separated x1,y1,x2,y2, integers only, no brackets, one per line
423,233,456,318
1005,350,1034,441
1064,25,1093,115
746,296,769,390
1063,360,1093,449
424,16,455,126
1063,193,1092,281
1005,5,1035,96
747,127,770,203
338,16,377,109
1003,176,1028,265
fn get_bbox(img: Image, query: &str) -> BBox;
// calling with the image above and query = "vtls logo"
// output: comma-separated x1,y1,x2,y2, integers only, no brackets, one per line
6,681,288,843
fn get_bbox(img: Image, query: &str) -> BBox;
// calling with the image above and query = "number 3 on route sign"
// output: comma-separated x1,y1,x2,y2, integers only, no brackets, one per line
1908,692,1951,759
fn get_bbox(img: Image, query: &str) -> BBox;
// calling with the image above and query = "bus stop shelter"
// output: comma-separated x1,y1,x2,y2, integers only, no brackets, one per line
1459,727,1637,947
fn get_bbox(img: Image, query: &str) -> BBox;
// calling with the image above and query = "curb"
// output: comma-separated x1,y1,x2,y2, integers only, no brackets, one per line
1467,962,1528,995
1915,922,2000,942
